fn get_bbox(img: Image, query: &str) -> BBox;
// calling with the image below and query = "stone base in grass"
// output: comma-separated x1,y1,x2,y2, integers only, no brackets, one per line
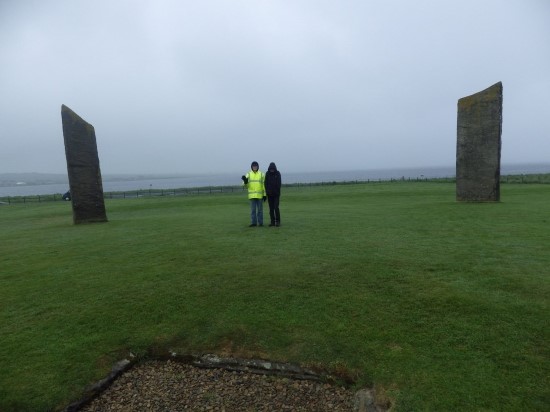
64,353,391,412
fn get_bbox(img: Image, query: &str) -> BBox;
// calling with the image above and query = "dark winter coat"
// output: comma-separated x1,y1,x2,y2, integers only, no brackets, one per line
264,162,281,196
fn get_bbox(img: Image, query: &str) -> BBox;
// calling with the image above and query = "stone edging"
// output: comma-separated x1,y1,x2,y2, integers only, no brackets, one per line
188,353,323,381
63,358,134,412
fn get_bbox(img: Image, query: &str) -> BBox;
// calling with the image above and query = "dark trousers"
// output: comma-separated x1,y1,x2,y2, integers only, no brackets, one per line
267,195,280,224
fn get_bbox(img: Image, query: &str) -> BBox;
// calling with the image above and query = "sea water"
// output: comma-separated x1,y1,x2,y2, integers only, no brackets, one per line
2,163,549,197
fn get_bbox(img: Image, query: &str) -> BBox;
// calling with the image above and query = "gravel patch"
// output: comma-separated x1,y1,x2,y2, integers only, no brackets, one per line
79,360,357,411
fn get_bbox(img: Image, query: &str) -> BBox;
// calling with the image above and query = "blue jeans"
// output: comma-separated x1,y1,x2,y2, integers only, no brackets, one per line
250,198,263,225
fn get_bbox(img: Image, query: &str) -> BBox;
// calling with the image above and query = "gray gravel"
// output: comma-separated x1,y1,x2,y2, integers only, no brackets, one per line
80,360,357,411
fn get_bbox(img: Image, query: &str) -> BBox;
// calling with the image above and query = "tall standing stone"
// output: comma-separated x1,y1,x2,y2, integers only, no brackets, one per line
61,105,108,224
456,82,503,202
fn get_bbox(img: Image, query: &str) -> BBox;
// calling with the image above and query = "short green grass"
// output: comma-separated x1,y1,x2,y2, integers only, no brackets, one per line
1,182,549,411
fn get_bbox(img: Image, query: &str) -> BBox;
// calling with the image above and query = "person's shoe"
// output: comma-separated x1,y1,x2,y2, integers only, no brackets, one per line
275,222,280,227
249,223,257,227
269,222,275,227
259,224,263,227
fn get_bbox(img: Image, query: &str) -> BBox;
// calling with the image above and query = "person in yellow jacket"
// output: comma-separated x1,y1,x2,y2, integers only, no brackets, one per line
241,161,266,227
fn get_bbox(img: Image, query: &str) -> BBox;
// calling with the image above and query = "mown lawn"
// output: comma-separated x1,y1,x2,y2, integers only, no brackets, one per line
1,182,549,411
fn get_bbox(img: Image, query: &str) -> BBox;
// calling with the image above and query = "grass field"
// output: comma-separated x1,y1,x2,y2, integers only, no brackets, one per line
1,182,549,411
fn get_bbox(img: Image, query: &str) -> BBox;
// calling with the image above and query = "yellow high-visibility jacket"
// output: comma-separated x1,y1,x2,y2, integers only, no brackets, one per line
244,170,265,199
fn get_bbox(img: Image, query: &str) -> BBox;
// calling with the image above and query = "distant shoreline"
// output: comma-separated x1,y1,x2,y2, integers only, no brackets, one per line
1,163,550,197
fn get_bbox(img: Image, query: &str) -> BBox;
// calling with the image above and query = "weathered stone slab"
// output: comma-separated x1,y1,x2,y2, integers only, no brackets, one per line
456,82,503,201
61,105,107,223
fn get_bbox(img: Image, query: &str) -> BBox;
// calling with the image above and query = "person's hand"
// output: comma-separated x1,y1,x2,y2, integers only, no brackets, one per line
241,175,248,184
263,196,267,202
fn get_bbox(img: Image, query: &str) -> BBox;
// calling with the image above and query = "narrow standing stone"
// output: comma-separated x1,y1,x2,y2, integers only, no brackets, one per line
61,105,108,224
456,82,503,201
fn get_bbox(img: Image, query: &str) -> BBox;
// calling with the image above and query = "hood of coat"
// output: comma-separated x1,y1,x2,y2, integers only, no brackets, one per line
268,162,278,172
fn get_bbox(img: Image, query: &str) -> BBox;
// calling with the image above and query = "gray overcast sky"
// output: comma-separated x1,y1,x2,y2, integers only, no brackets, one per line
1,0,549,175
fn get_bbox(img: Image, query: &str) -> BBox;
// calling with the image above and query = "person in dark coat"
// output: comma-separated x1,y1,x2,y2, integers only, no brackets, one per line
264,162,282,226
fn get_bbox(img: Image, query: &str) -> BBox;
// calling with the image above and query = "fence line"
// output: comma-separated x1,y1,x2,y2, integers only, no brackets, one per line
1,174,549,205
0,178,420,204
